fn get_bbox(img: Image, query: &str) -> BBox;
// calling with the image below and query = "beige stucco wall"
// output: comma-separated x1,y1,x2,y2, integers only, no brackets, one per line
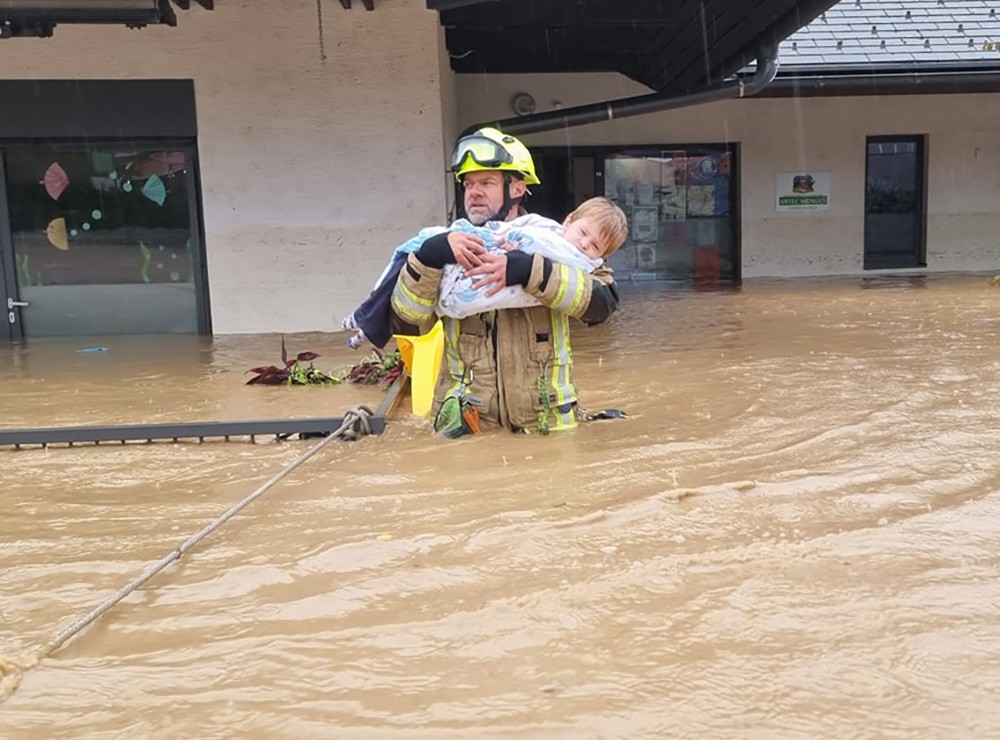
0,0,452,333
458,73,1000,278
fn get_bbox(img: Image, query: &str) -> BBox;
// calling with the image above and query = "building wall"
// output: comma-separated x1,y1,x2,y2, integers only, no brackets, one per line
458,73,1000,277
0,0,452,333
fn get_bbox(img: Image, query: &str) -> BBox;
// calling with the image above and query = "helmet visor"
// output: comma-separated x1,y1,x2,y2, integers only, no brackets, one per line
450,135,514,171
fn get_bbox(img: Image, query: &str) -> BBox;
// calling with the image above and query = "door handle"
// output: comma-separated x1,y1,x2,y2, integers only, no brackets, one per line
7,298,28,309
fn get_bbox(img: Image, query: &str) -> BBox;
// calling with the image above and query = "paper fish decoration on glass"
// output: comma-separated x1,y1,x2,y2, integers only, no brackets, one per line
46,217,69,250
43,162,69,201
141,174,166,206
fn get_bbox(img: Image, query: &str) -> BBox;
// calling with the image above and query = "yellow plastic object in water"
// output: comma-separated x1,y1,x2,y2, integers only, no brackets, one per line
393,320,444,417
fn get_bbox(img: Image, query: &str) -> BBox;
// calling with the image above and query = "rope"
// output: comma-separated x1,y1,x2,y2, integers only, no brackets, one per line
0,405,375,703
315,0,327,64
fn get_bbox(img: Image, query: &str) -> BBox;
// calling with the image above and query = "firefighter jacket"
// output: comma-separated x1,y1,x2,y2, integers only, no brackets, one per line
390,247,619,432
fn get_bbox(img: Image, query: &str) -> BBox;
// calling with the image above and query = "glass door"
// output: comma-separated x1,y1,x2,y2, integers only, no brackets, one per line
1,141,206,338
0,157,16,341
864,136,926,270
604,148,737,283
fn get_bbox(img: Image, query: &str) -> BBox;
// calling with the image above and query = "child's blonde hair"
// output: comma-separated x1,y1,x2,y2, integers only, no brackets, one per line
566,197,629,258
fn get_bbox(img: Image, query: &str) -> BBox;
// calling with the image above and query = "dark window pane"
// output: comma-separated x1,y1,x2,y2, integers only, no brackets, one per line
4,144,199,335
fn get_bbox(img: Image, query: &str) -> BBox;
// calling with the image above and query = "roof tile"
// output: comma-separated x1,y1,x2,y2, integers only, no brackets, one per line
771,0,1000,68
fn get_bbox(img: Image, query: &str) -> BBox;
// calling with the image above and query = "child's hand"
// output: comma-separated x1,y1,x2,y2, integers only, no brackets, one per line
497,240,516,252
447,232,486,270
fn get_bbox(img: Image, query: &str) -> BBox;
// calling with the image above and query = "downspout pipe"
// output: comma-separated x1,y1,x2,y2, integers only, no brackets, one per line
461,42,779,139
754,68,1000,98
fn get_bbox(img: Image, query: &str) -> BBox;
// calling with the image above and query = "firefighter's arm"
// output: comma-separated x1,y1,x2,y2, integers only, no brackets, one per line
388,233,451,335
508,251,619,325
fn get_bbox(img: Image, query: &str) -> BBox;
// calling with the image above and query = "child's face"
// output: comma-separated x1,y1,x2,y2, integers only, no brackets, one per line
562,216,606,260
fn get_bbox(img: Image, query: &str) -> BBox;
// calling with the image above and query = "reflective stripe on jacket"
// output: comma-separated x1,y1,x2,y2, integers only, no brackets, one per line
390,251,618,432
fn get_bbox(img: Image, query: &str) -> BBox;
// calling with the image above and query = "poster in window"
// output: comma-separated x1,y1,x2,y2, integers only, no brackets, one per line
632,206,658,242
685,154,730,217
658,150,686,221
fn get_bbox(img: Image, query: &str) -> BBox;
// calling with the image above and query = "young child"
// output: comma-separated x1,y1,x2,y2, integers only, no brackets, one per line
341,197,628,349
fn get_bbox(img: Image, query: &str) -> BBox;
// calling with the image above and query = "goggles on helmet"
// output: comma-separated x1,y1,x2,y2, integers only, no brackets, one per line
450,134,515,171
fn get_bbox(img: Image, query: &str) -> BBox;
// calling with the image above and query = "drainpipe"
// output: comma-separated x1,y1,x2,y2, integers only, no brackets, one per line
461,42,779,138
754,68,1000,98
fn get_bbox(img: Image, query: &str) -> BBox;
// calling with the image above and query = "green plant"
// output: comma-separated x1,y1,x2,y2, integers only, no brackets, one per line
344,348,404,387
247,340,404,389
246,337,340,386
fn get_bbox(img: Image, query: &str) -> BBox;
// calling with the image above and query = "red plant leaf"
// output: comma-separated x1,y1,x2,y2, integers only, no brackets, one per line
296,351,319,362
256,372,290,385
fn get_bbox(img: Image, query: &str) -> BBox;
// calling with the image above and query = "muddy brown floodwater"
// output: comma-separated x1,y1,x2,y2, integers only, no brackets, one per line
1,274,999,738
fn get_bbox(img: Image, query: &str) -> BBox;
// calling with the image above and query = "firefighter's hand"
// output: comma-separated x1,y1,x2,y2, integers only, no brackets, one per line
447,232,486,271
467,252,508,297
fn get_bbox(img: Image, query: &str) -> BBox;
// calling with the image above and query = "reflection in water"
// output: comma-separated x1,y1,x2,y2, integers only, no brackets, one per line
2,275,1000,737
